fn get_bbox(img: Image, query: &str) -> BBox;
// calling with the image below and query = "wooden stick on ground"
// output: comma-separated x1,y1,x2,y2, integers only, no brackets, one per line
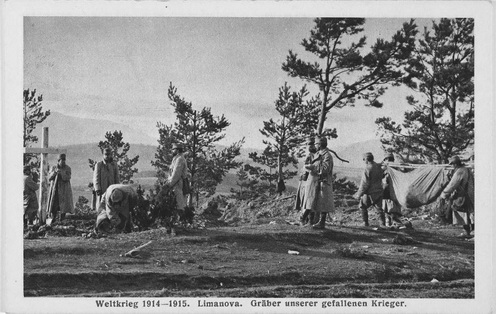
121,240,153,258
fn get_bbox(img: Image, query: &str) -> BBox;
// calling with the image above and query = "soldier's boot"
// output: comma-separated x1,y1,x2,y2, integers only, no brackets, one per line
379,212,386,228
386,214,392,227
308,212,316,226
312,213,327,229
300,210,310,225
361,208,369,227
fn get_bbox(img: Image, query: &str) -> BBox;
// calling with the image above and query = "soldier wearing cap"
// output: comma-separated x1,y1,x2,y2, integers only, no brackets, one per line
47,153,74,222
23,165,39,226
381,153,403,227
296,137,317,224
95,184,137,233
354,152,385,227
93,147,119,210
440,156,474,238
302,136,335,229
165,143,189,235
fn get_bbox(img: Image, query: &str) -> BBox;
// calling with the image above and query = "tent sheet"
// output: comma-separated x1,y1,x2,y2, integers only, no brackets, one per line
387,166,449,209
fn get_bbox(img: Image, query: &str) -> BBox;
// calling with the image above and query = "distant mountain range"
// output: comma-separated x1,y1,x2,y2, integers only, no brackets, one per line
32,111,387,187
33,111,158,146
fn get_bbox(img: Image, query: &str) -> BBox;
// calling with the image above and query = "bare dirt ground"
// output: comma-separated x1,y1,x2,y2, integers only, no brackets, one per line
24,197,474,298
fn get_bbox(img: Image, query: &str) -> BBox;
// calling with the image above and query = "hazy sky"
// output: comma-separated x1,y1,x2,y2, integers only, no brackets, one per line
24,17,434,149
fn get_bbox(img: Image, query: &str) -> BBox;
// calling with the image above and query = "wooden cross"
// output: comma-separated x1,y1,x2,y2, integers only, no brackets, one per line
24,127,66,224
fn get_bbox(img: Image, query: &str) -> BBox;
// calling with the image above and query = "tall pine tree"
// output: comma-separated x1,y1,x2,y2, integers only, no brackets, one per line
250,83,319,193
152,83,244,204
376,18,474,163
282,18,418,137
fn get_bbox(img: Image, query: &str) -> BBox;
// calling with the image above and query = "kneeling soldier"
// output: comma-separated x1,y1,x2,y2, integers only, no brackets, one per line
95,184,137,233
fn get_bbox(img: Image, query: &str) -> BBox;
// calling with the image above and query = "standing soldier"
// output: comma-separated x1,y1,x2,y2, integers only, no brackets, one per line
297,137,317,225
440,156,474,238
382,153,403,227
354,152,384,227
93,147,119,210
47,154,74,222
166,143,189,236
303,136,335,229
23,165,39,226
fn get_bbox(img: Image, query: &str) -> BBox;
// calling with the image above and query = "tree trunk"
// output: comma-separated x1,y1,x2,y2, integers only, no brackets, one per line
277,154,283,183
317,103,326,136
317,90,329,135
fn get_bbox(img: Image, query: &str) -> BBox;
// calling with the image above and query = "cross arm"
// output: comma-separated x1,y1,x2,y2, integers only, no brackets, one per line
24,147,67,154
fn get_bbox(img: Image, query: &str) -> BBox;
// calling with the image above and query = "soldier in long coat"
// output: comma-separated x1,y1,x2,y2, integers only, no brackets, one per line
303,136,335,229
47,154,74,221
296,138,317,225
166,143,189,236
23,165,39,225
440,156,474,238
93,148,119,210
381,153,403,226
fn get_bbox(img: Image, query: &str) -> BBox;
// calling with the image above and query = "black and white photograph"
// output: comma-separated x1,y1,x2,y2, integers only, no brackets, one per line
1,1,495,313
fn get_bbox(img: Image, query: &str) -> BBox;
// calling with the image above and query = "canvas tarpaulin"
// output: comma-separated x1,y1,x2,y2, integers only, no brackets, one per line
387,166,449,209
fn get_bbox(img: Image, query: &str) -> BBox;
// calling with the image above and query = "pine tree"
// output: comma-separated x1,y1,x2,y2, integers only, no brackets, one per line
282,18,418,136
376,18,474,163
23,88,51,168
152,83,244,205
252,83,319,192
247,146,279,190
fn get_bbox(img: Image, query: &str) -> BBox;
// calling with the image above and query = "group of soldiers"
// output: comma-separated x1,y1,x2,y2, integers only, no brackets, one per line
93,143,190,235
295,136,474,238
23,143,190,236
24,137,474,239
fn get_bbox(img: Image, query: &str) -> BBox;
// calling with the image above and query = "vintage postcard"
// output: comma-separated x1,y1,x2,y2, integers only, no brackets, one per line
1,1,494,313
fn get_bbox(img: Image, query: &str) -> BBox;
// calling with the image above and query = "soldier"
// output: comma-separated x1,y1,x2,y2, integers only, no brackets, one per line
354,152,384,227
47,154,74,222
165,143,189,236
95,184,137,233
382,153,403,227
93,147,119,210
23,165,39,226
303,136,335,229
440,156,474,238
297,137,317,225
